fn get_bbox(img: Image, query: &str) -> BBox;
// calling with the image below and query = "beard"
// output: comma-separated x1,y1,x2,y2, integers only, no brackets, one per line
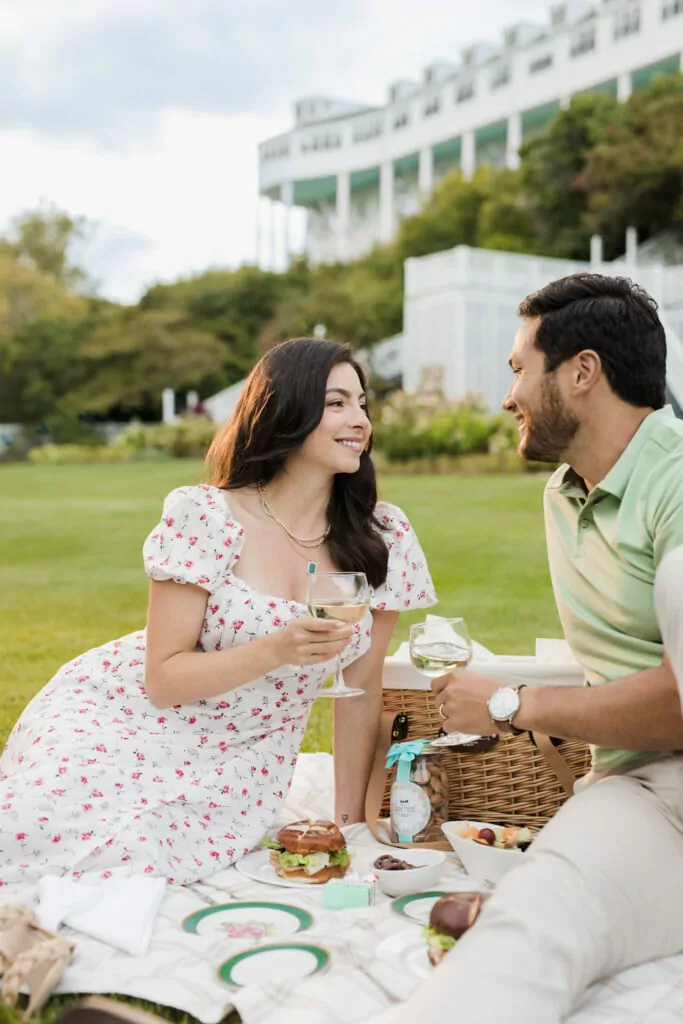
517,377,579,463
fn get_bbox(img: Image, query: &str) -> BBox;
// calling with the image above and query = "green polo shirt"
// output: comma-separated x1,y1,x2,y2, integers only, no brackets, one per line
544,406,683,776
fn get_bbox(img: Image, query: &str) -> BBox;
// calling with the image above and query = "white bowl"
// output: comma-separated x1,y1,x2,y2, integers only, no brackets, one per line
371,848,446,897
441,821,526,884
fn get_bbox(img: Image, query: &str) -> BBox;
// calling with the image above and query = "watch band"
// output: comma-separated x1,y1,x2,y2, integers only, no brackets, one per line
508,684,527,735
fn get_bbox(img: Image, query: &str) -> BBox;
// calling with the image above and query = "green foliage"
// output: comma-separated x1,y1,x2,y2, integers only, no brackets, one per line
519,92,621,258
27,443,134,465
113,417,218,458
0,199,90,290
373,391,516,462
581,75,683,257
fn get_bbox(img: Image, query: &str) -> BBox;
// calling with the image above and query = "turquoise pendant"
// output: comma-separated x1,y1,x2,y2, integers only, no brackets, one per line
307,561,317,574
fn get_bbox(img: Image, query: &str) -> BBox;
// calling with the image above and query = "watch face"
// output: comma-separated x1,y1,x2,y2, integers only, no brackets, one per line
488,688,519,721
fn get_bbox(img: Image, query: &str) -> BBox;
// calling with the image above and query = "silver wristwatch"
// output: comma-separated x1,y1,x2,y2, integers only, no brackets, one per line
487,685,526,735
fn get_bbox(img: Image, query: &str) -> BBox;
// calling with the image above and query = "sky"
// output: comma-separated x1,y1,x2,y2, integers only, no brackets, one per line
1,0,554,304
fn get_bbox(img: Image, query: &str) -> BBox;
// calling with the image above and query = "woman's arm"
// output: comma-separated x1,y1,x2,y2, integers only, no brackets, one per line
145,579,353,709
333,609,399,826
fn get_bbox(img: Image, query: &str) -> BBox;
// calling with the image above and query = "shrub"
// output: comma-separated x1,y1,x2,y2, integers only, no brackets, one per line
27,444,134,465
113,417,218,459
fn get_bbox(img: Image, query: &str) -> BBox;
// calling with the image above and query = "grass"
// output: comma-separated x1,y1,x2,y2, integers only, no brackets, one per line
0,461,561,1023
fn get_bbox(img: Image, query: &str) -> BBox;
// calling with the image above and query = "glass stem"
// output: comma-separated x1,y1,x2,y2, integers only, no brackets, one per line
333,654,345,690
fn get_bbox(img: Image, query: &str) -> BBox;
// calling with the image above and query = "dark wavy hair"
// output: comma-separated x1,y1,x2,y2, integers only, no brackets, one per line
518,273,667,409
205,338,389,588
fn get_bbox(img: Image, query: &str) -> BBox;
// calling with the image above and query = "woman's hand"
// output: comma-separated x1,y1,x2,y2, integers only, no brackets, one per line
270,616,354,666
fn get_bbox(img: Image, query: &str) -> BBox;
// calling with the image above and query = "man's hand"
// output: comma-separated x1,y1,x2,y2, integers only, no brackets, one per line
431,670,502,734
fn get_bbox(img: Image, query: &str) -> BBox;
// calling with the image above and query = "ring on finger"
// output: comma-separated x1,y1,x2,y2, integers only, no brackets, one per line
438,704,447,721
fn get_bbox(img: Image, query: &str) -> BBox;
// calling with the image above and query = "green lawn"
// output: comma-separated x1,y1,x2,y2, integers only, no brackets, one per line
0,461,560,751
0,461,559,1023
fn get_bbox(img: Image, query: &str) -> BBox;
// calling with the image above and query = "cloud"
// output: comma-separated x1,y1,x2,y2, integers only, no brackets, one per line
2,0,554,145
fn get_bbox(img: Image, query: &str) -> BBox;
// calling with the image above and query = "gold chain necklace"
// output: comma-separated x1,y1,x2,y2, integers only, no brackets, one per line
257,482,330,549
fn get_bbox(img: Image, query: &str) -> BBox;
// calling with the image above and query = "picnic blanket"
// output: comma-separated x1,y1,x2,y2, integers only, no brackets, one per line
43,752,683,1024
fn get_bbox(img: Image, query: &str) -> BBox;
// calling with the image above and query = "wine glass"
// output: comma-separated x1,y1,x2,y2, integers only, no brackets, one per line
306,571,371,698
409,617,481,747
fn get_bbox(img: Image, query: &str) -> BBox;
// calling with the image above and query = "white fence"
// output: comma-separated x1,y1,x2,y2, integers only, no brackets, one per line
403,245,683,412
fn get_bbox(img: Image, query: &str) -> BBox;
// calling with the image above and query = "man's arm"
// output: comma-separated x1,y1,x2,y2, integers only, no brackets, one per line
433,659,683,751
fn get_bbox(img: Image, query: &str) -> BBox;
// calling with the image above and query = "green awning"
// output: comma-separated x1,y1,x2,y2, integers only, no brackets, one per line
631,55,681,93
475,119,508,146
521,101,561,137
433,136,462,162
350,167,380,191
393,152,419,175
293,176,337,206
575,78,618,99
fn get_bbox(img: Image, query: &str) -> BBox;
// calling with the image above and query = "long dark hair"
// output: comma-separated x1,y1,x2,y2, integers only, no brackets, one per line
205,338,389,587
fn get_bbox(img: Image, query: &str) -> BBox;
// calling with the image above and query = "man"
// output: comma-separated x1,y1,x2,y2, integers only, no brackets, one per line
374,274,683,1024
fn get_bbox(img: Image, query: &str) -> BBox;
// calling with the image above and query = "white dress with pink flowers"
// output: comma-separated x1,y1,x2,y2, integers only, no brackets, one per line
0,485,436,891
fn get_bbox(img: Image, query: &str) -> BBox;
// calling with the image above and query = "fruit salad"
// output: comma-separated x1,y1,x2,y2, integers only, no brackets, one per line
458,824,533,851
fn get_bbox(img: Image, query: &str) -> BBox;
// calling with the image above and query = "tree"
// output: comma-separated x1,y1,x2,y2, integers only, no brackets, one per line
0,201,91,290
518,92,620,259
395,170,493,261
580,74,683,258
62,309,228,418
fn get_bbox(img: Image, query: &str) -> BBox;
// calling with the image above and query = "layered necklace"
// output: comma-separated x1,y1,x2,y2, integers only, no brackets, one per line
257,481,330,550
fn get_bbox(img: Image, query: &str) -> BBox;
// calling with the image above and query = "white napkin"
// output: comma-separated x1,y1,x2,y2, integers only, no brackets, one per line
36,874,166,956
535,637,579,665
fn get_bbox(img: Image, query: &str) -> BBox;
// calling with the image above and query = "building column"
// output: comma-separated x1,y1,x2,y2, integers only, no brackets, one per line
418,146,434,198
461,130,476,180
379,161,394,243
335,170,351,262
255,195,262,268
506,112,522,170
281,181,294,268
617,72,632,102
268,197,278,271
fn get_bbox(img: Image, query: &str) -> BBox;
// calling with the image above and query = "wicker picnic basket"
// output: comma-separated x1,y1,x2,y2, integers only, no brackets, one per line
366,687,592,836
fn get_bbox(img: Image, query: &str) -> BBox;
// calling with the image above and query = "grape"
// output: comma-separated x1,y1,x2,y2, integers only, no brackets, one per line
477,828,496,846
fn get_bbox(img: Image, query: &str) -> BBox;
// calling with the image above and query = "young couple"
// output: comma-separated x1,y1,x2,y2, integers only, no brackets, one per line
2,273,683,1023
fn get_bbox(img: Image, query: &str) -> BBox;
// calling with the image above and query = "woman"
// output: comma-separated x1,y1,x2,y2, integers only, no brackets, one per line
0,338,436,891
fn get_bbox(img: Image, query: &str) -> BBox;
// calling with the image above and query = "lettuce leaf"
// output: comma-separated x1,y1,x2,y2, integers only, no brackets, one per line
422,926,457,952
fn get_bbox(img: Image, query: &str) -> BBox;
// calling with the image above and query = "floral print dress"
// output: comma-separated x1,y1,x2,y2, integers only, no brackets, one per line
0,485,436,892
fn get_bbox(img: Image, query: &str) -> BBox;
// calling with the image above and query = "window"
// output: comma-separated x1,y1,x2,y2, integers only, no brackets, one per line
456,80,475,103
614,7,641,39
663,0,683,18
353,121,383,144
423,98,441,117
529,54,553,74
571,27,596,57
263,144,289,161
393,111,410,130
491,65,510,89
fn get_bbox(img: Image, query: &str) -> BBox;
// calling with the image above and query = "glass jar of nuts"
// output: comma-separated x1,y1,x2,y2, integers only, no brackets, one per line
387,740,449,845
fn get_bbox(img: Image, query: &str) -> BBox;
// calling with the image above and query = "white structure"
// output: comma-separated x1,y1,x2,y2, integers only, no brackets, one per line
402,245,683,414
258,0,683,266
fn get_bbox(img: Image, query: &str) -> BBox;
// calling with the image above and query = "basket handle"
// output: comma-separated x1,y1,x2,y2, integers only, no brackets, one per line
364,710,450,851
531,732,577,796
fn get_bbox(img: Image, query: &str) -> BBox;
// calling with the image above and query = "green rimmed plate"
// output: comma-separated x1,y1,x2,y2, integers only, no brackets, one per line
182,901,314,940
391,891,449,925
218,942,330,988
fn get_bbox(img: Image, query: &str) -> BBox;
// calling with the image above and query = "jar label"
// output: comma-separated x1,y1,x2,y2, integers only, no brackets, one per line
390,781,432,843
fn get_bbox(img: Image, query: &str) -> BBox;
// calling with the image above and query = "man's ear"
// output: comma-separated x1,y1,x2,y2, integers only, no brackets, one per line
572,349,602,396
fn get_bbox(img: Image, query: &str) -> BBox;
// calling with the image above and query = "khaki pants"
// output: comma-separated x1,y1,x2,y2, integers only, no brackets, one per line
373,563,683,1024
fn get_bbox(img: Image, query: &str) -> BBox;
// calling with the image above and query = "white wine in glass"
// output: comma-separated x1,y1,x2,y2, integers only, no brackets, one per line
306,571,371,698
409,618,481,746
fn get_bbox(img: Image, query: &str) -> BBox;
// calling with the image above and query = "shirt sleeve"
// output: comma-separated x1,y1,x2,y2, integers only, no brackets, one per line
370,502,438,612
142,485,241,592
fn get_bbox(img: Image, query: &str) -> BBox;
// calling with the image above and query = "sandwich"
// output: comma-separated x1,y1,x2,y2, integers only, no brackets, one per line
261,819,350,883
423,892,484,966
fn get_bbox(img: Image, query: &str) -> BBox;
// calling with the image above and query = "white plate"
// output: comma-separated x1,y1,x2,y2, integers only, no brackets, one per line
219,942,329,988
183,901,313,939
235,849,335,889
377,930,433,981
390,891,448,924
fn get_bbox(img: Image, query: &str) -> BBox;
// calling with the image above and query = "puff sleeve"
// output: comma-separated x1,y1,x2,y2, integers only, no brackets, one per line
142,485,241,592
371,502,438,611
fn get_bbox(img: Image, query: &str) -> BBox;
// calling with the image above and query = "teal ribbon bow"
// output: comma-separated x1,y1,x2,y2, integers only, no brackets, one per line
385,739,430,783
